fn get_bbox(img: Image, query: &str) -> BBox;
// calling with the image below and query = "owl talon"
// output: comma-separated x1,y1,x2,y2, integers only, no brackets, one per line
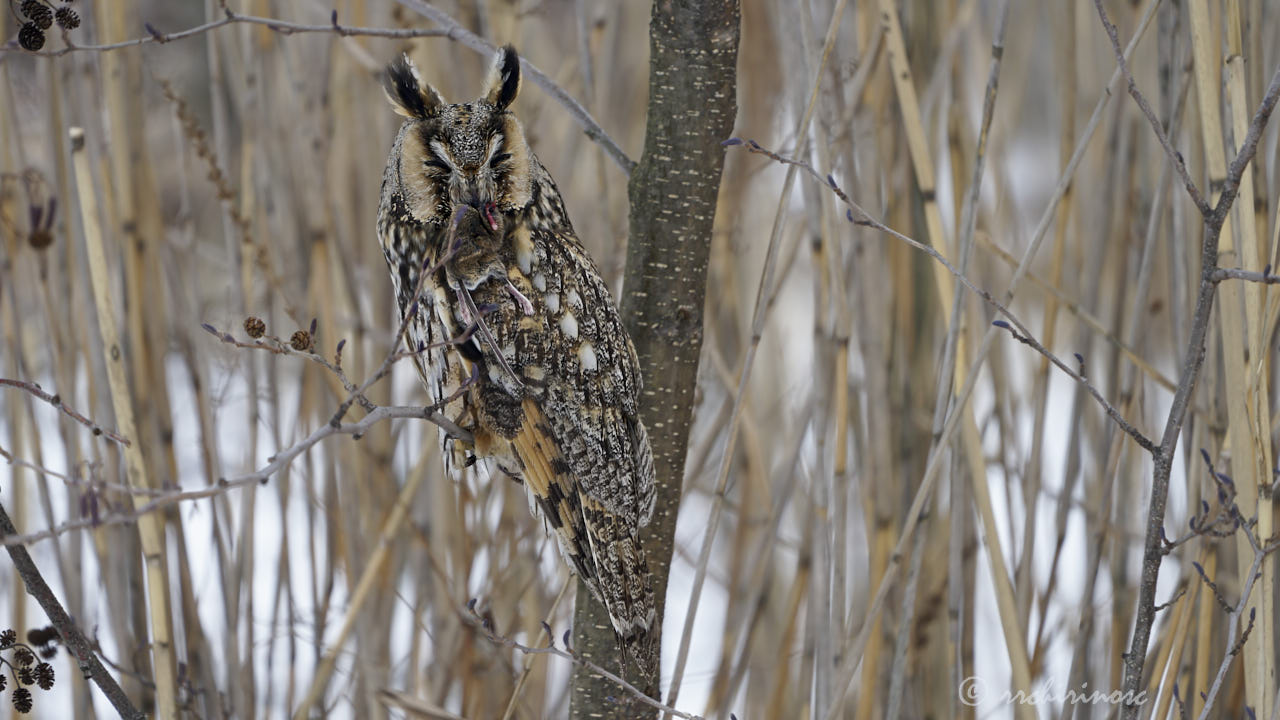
434,361,483,409
461,359,482,389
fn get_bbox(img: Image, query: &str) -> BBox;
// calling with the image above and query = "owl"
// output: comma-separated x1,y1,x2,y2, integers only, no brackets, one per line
375,46,659,687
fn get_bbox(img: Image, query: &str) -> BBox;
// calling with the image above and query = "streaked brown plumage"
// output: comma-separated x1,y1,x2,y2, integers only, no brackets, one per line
375,46,658,685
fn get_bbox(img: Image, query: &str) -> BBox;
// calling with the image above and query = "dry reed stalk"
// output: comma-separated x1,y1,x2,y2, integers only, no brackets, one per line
868,2,1034,716
0,36,32,696
765,557,808,720
30,64,93,714
829,3,1163,717
828,258,852,713
292,443,431,717
1148,575,1194,719
976,235,1178,392
16,1,1280,717
794,8,837,716
70,125,180,718
701,428,760,713
1190,541,1216,718
1223,9,1278,714
2,301,30,648
1022,0,1076,646
849,8,896,720
1187,1,1274,717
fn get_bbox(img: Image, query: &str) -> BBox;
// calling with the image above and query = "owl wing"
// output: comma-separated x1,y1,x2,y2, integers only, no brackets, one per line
511,399,656,656
524,229,654,524
418,281,477,475
468,225,654,525
464,225,658,678
377,210,473,473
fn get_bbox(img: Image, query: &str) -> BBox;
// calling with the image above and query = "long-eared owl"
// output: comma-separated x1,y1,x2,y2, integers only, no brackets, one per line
375,46,659,684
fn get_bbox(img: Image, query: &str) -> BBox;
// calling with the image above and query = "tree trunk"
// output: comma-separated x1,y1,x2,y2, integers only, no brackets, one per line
570,0,740,717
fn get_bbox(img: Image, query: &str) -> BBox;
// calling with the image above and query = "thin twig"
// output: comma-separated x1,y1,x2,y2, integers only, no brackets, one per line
1,9,448,56
1093,0,1211,216
201,327,380,413
0,378,130,446
2,455,154,497
725,138,1158,453
200,322,467,422
1210,267,1280,284
0,404,466,549
462,606,709,720
500,580,572,720
1214,63,1280,230
977,234,1178,391
988,320,1156,452
1195,529,1277,719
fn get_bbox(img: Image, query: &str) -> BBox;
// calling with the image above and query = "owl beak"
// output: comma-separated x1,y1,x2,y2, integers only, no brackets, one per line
461,191,500,233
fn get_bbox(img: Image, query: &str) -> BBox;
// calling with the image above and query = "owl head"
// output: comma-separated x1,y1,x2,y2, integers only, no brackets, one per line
383,46,533,227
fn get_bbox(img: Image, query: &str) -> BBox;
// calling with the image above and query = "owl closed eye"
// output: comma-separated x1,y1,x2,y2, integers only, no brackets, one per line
382,47,533,231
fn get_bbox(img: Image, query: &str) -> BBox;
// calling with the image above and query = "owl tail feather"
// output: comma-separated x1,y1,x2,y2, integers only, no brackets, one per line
618,614,661,700
579,498,661,698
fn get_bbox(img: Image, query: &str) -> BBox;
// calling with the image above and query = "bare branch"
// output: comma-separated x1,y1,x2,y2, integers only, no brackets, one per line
724,138,1157,453
6,225,476,550
1214,62,1280,229
989,321,1156,453
1,404,465,549
1195,537,1272,718
1210,267,1280,284
1,9,448,56
0,377,130,446
0,454,153,498
1093,0,1211,216
1120,55,1280,720
4,4,634,175
0,498,143,719
3,221,478,560
202,325,376,409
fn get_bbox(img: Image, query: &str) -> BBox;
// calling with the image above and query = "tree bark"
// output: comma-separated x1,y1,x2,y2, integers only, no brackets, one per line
570,0,740,717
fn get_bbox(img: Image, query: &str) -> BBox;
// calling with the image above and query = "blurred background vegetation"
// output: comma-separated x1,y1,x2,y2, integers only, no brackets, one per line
3,0,1280,718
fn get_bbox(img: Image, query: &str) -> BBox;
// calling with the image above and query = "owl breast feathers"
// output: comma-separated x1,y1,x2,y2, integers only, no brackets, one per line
375,46,659,684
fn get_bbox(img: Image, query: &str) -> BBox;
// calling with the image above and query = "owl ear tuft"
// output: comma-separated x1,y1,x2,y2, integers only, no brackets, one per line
484,45,521,111
384,54,444,119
